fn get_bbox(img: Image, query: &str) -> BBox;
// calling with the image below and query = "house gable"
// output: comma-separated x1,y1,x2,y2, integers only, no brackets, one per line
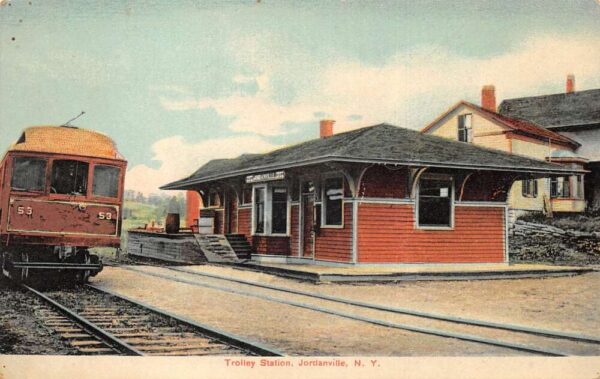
423,102,511,152
423,101,579,155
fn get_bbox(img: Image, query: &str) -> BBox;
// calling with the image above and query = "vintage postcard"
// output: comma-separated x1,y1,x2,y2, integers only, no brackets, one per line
1,1,599,378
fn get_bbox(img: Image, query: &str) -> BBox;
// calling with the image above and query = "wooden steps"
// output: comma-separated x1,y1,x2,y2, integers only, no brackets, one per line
226,234,253,260
193,234,240,263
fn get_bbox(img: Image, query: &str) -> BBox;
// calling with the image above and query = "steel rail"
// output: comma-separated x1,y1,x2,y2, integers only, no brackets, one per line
167,266,600,345
121,266,567,356
22,284,144,356
13,262,103,270
85,284,284,357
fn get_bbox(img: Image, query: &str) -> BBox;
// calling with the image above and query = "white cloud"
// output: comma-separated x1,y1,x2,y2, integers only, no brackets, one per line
312,35,600,132
159,34,600,136
141,34,600,195
126,135,277,195
160,94,317,136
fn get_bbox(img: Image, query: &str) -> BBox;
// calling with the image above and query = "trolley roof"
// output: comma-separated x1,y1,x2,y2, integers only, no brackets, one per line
7,126,125,160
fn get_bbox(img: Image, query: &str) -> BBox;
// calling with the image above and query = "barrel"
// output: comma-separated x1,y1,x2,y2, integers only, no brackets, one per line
165,213,180,234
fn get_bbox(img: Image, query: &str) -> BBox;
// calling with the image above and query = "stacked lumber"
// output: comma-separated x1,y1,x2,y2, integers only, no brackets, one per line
127,229,207,264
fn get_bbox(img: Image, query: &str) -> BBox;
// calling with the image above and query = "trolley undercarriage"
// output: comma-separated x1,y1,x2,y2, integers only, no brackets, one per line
1,246,103,284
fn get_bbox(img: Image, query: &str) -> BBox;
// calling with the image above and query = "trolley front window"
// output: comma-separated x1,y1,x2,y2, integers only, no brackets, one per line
51,160,89,196
11,157,47,192
93,165,120,198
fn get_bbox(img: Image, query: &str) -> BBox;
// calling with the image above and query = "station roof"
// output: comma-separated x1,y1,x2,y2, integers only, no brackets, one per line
8,125,124,160
162,123,583,190
498,88,600,131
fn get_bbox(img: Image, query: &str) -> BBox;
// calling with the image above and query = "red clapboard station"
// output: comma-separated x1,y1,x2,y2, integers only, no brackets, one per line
162,121,584,265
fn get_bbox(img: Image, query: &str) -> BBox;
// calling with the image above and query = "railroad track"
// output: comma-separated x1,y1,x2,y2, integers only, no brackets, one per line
23,283,283,356
120,265,600,356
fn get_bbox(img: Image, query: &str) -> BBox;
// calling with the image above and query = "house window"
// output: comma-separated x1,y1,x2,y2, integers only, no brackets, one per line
92,165,120,198
571,175,584,199
418,176,453,228
253,187,266,234
51,160,89,196
271,188,288,234
11,156,47,192
522,179,538,198
550,177,571,198
458,114,473,143
322,177,344,226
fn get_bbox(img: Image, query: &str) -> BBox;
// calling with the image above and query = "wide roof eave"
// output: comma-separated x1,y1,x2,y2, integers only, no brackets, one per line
160,156,584,190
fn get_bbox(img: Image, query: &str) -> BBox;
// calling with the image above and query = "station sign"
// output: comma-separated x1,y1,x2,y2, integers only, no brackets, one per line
245,171,285,184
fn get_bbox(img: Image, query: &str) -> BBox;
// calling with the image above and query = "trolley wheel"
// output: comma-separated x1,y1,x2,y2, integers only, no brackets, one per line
75,250,91,284
20,251,30,282
1,251,30,282
1,251,12,280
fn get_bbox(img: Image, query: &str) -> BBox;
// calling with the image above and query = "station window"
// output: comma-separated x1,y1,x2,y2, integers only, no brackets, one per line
322,177,344,226
241,186,252,205
253,187,266,234
522,179,538,198
11,156,47,192
458,114,473,143
271,188,288,234
51,160,89,196
92,165,120,198
418,176,453,228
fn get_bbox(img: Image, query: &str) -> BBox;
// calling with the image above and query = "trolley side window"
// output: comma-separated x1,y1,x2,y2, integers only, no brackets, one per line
11,156,47,192
51,160,89,195
92,165,120,198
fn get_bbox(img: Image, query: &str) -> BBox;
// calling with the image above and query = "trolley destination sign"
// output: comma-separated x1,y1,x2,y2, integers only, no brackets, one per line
245,171,286,184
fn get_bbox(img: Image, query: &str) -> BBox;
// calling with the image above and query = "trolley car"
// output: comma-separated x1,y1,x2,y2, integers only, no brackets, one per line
0,125,127,283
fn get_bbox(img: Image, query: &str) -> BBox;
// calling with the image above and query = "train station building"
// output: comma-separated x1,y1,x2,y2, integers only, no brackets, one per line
162,121,583,265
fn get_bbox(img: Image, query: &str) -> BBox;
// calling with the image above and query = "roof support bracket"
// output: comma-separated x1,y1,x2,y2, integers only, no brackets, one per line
410,167,428,199
324,162,373,198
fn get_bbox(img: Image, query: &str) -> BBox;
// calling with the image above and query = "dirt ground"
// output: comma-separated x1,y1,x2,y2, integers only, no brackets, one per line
165,264,600,335
0,279,77,355
2,263,598,356
89,265,600,356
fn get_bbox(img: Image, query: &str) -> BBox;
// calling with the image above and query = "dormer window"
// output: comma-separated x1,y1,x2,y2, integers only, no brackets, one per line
458,114,473,143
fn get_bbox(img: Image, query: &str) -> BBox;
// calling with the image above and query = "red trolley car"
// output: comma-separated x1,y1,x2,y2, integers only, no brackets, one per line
0,125,127,283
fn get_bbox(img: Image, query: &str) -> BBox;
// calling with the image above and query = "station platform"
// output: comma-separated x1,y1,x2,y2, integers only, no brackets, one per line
222,261,594,283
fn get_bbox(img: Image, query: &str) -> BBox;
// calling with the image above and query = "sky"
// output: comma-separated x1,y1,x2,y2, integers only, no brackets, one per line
1,0,599,195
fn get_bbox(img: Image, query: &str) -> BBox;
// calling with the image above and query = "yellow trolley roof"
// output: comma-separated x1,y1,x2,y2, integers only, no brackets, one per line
8,126,124,160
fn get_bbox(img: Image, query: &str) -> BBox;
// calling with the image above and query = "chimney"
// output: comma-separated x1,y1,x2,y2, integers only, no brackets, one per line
320,119,335,138
566,74,575,93
481,85,496,112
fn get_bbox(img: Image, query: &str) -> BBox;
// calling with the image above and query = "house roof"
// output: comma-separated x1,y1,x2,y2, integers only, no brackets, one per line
498,88,600,131
162,123,582,190
8,125,124,160
422,101,579,148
